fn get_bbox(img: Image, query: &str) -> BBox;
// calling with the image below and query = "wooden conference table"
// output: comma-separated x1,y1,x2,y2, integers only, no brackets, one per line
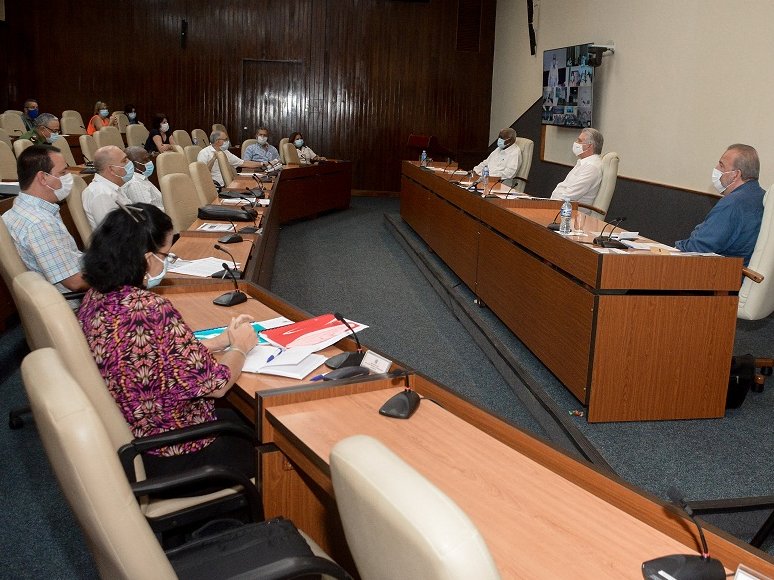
400,161,741,422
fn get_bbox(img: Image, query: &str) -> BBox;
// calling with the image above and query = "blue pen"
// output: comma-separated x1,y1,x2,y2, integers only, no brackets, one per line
266,348,282,363
310,374,325,382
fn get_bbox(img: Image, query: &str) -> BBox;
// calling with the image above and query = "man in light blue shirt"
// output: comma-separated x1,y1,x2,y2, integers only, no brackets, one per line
242,127,280,169
676,144,764,266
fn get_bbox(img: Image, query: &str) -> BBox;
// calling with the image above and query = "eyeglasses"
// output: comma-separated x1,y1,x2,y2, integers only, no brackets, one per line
44,126,59,133
156,251,179,264
116,201,146,223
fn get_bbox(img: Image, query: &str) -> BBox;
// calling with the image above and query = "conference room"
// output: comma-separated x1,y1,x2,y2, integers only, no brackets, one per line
0,1,772,578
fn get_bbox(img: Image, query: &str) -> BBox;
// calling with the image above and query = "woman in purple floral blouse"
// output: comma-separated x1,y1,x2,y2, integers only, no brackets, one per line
77,202,258,478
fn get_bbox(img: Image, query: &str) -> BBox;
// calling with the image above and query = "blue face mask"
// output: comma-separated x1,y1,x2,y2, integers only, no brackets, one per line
141,160,154,178
497,138,506,149
99,108,109,118
28,109,40,119
111,160,135,183
146,254,168,288
294,139,304,148
46,132,60,144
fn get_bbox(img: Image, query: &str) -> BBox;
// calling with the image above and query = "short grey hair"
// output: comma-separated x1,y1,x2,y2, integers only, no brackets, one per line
209,130,224,144
500,127,516,140
581,127,604,154
34,113,58,128
124,146,148,163
727,144,760,181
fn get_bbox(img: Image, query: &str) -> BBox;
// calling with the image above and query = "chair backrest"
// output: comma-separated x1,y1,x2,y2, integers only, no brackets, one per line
241,138,257,159
0,141,18,180
189,160,217,206
13,138,33,158
62,110,85,123
590,151,620,219
114,112,129,133
191,128,208,147
94,126,125,149
282,142,300,165
0,111,26,136
738,184,774,320
0,217,28,292
21,347,176,580
160,173,201,232
79,134,97,163
156,151,188,182
66,174,92,246
216,150,237,185
4,109,23,115
61,116,86,135
53,136,77,166
0,127,12,148
330,435,500,580
126,124,150,148
173,129,193,149
212,123,227,134
512,137,534,193
184,144,202,165
278,137,289,163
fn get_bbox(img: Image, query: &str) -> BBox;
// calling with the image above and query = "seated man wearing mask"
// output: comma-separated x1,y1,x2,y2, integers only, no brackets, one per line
2,146,87,294
197,130,261,187
81,145,133,230
550,127,604,207
122,146,164,211
20,113,62,146
472,128,522,186
676,144,764,266
21,99,39,131
242,127,280,170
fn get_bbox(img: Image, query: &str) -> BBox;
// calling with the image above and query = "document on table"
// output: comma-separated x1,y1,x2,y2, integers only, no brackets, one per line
193,316,293,344
196,223,235,232
241,346,326,379
167,257,240,277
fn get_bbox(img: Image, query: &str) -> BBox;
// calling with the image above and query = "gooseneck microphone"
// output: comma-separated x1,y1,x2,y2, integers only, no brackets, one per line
210,244,243,279
324,312,366,369
593,217,628,249
641,487,724,580
451,170,473,186
546,210,562,231
212,263,248,307
217,220,243,244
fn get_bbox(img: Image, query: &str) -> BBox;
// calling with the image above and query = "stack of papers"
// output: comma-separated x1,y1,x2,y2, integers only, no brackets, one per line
168,257,240,277
260,313,367,351
241,346,326,379
197,223,235,232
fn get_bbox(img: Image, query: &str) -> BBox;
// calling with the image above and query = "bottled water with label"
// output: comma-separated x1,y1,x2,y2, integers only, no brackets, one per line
420,150,427,167
559,197,572,234
482,165,490,191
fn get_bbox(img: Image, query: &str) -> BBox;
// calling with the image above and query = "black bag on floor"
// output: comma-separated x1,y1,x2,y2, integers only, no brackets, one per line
726,354,755,409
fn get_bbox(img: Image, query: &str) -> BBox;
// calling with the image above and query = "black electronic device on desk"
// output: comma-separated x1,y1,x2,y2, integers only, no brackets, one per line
198,205,257,222
379,389,421,419
593,217,628,249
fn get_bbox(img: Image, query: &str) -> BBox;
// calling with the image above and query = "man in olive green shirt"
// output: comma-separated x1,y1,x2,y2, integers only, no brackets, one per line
20,113,61,146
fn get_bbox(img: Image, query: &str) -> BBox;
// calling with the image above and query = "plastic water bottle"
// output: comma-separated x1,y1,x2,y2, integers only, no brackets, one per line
420,150,427,167
481,165,490,191
559,197,572,234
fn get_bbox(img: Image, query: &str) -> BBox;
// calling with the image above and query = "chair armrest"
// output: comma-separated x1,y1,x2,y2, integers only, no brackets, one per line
742,266,764,283
577,202,607,217
513,176,529,184
243,555,353,580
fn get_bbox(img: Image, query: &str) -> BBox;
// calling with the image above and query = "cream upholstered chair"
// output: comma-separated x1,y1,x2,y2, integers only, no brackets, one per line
12,138,33,158
114,112,129,134
189,160,218,206
282,141,300,165
0,111,26,137
587,151,620,219
53,137,77,166
60,115,86,135
191,128,208,147
172,129,193,149
65,175,92,246
240,138,257,159
79,134,97,163
0,127,12,148
94,126,125,149
0,141,18,180
510,137,534,193
184,144,202,165
172,144,185,154
216,150,237,185
4,109,23,115
278,137,289,163
61,109,84,122
156,151,188,182
738,184,774,320
126,123,149,147
330,435,500,580
160,173,201,232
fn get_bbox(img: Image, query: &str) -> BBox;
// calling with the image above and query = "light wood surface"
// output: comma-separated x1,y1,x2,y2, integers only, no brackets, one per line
167,233,255,281
266,388,774,578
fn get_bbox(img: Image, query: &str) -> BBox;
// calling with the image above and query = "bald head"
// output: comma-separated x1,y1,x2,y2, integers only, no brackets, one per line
94,145,130,185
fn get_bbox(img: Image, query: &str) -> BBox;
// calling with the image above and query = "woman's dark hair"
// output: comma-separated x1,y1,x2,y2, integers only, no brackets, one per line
289,131,303,142
151,113,168,131
124,103,136,115
83,203,173,293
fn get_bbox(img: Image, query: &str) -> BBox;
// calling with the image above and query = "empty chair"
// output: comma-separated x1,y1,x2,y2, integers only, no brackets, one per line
12,138,33,158
172,129,193,149
278,137,289,163
79,134,97,164
587,151,620,219
94,126,125,149
114,112,129,133
191,128,208,147
240,138,257,159
21,347,350,580
155,151,188,182
0,141,18,180
0,111,26,136
738,184,774,320
0,127,12,148
282,141,300,165
4,109,23,115
189,161,217,206
510,137,534,193
160,173,201,232
126,124,150,148
65,175,92,246
60,116,86,135
53,137,77,167
212,123,227,134
61,110,84,122
184,144,202,165
331,435,500,580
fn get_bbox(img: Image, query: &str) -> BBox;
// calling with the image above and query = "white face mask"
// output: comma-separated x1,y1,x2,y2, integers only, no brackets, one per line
711,167,737,193
572,141,586,157
146,253,168,288
160,122,169,132
256,135,268,145
220,140,231,151
45,172,74,201
497,137,506,150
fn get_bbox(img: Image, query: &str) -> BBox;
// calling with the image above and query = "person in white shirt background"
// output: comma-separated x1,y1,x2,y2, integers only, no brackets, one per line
197,130,262,187
81,145,133,230
288,131,326,164
123,146,164,211
550,127,604,208
472,128,522,187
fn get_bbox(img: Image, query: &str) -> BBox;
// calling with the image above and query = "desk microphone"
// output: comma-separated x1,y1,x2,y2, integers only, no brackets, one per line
441,160,454,175
593,217,628,249
217,220,243,244
641,487,724,580
547,210,562,231
324,312,366,369
234,200,260,234
451,170,473,185
210,244,243,279
212,263,248,307
482,177,502,198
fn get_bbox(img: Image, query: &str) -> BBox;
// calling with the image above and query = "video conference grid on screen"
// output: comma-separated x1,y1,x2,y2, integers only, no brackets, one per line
542,43,594,128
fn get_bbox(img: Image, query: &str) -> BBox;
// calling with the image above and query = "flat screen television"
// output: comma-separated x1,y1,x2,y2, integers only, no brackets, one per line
541,43,594,128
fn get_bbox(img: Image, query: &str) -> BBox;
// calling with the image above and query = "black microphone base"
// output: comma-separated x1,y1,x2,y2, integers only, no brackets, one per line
547,223,561,231
218,234,243,244
212,291,247,307
641,555,724,580
211,269,243,279
238,226,259,234
325,351,365,370
593,237,628,249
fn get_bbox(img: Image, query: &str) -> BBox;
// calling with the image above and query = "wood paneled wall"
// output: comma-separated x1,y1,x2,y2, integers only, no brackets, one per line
3,0,496,191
